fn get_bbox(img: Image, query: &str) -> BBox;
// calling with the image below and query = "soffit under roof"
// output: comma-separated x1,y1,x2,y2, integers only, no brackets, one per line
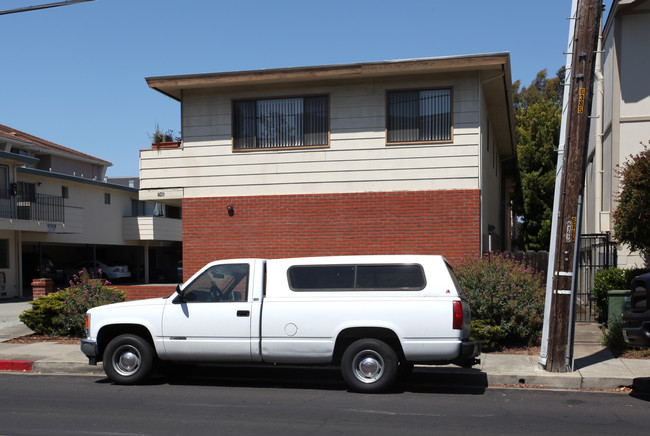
0,123,111,166
147,53,510,101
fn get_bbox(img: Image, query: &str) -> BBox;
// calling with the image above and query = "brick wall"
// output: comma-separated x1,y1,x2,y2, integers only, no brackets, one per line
182,190,480,280
118,284,177,301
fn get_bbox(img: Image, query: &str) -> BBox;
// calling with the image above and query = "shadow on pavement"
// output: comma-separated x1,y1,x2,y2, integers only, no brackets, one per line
94,364,488,395
631,378,650,401
0,297,32,304
574,348,615,369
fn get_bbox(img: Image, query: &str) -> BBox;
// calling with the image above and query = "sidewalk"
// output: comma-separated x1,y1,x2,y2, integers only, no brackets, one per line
1,298,649,391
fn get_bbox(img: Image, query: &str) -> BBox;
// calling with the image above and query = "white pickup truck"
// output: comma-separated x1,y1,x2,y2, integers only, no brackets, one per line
81,255,480,392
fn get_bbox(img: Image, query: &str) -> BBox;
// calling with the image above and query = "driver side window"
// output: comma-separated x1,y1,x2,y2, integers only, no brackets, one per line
180,263,249,303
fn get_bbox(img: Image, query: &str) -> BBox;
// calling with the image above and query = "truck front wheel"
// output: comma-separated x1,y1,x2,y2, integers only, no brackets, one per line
341,339,398,393
103,334,154,384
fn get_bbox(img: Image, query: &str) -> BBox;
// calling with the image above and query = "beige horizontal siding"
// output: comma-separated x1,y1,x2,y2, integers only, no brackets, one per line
178,178,479,198
123,217,182,241
140,72,482,197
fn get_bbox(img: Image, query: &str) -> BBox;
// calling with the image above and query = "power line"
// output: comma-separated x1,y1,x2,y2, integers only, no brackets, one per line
0,0,96,16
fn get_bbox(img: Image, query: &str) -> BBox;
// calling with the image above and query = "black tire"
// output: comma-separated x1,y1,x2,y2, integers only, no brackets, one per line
103,334,154,384
397,361,414,380
341,339,398,393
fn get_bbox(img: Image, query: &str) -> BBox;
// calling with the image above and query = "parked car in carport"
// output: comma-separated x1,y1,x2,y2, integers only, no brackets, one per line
67,261,131,282
622,273,650,348
23,254,66,286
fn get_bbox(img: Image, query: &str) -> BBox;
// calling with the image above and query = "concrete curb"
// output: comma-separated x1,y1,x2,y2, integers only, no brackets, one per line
0,357,647,392
30,361,105,376
0,360,34,372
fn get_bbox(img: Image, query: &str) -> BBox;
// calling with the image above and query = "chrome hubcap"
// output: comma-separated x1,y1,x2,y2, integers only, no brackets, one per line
113,345,141,376
352,350,384,383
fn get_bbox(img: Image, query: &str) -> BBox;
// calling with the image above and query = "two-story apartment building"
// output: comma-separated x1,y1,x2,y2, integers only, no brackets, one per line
0,124,182,299
141,53,519,279
584,0,650,268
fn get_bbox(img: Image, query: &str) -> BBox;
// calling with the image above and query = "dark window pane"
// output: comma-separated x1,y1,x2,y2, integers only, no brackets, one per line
387,91,419,143
356,265,425,289
304,96,328,146
289,265,355,290
257,98,303,148
233,100,257,149
233,96,328,150
419,90,451,141
0,239,8,268
387,89,451,143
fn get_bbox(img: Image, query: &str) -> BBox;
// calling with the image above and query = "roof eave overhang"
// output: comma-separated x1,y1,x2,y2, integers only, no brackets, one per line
0,149,40,165
18,167,135,192
146,52,511,101
0,134,112,168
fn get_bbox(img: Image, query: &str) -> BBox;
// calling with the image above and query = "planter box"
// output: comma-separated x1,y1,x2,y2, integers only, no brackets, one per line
151,141,181,150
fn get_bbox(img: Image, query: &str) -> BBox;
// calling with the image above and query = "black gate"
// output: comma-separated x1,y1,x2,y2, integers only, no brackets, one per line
577,233,617,322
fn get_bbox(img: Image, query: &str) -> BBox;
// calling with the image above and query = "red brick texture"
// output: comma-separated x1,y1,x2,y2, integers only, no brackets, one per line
118,285,177,301
31,278,54,299
181,190,480,280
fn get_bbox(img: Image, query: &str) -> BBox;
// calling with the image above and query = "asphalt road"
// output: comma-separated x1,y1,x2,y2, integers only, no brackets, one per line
1,370,649,436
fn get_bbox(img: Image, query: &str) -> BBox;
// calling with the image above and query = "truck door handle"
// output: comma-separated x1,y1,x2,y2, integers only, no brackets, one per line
237,310,250,317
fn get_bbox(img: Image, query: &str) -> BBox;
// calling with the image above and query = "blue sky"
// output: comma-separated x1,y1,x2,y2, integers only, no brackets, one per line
1,0,607,177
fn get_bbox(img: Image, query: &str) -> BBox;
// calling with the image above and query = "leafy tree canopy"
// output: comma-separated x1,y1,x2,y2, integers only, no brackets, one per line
613,144,650,266
513,68,564,251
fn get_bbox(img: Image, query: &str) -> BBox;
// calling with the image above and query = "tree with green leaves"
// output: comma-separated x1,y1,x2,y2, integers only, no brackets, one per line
613,144,650,266
512,68,564,251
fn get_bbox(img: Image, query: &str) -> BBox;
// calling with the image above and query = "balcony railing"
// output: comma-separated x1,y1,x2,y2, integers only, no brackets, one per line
0,189,64,223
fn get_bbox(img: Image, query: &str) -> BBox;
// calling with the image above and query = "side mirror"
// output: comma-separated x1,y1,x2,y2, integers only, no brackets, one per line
176,284,185,302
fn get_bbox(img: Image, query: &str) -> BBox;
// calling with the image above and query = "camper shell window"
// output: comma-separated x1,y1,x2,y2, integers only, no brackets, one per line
288,264,426,291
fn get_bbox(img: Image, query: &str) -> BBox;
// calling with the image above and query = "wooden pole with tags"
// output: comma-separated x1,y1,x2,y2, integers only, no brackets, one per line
545,0,602,373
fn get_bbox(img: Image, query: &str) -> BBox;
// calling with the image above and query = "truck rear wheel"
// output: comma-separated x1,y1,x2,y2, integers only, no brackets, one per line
103,334,154,384
341,339,398,393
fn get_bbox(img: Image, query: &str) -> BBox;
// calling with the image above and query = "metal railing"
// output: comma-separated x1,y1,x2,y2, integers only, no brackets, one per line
0,189,64,223
576,232,618,322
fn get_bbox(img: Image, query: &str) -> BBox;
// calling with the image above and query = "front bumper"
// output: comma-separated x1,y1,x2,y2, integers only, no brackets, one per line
80,339,99,365
622,323,650,348
622,311,650,348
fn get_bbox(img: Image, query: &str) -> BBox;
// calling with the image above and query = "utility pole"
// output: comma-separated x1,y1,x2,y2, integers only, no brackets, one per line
544,0,603,372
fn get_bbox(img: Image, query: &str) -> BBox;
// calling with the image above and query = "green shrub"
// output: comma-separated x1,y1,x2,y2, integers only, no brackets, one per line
591,268,648,319
470,320,506,352
600,315,627,356
19,291,67,336
20,269,125,337
454,252,546,348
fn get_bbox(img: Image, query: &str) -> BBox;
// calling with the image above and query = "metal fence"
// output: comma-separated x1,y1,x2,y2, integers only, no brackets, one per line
503,234,616,323
576,233,617,322
0,189,64,223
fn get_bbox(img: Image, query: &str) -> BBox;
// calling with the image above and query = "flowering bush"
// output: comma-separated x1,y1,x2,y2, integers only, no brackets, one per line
20,269,125,337
453,252,546,349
